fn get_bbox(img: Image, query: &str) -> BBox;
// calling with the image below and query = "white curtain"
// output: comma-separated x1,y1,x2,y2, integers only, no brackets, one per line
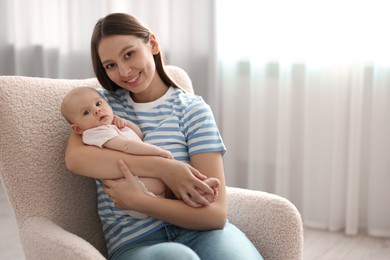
214,0,390,237
0,0,215,100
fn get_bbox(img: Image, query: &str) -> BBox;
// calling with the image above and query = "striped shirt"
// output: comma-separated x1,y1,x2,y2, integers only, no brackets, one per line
96,87,226,256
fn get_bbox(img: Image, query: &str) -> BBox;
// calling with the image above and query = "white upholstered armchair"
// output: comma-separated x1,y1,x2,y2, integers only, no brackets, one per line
0,66,304,259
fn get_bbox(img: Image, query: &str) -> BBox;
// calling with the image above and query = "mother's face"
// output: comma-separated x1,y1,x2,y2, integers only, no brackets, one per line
98,34,159,94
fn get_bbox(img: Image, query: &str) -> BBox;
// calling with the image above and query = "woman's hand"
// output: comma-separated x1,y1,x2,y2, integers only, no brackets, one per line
161,159,214,207
103,159,216,210
102,156,227,230
102,159,144,210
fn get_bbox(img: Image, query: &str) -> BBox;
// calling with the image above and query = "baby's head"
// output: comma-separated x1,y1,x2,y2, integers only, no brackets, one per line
61,87,114,134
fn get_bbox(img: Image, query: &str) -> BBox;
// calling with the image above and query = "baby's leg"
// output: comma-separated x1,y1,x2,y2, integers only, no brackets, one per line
123,177,165,219
138,177,166,197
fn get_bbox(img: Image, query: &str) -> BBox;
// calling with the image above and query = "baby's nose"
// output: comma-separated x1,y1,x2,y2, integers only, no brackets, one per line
94,108,101,115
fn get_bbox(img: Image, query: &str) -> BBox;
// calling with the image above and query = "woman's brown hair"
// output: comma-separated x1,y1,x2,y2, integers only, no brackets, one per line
91,13,180,91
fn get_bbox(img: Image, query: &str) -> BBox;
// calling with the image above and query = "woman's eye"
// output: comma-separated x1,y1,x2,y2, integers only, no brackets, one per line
105,63,115,70
125,51,133,58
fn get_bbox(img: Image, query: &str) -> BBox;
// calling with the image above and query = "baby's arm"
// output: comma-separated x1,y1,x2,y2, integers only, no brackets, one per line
103,135,173,159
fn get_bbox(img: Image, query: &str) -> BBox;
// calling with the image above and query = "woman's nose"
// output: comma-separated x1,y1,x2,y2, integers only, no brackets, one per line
119,63,131,77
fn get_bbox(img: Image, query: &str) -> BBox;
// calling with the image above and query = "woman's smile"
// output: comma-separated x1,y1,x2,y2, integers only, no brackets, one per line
123,71,142,88
125,72,141,83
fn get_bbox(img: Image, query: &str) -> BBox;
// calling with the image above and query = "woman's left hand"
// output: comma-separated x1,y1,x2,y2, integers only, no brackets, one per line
102,159,144,209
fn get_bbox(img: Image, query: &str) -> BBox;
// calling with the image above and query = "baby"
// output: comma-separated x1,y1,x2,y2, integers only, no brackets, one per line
61,87,220,218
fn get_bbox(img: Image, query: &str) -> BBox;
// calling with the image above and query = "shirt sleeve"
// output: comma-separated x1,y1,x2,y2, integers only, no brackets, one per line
82,125,119,148
182,98,226,157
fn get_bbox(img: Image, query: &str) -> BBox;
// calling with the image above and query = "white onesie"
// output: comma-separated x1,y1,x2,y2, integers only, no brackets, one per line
83,124,141,148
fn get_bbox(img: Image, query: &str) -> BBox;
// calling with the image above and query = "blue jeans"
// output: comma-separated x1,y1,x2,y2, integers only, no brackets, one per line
110,222,263,260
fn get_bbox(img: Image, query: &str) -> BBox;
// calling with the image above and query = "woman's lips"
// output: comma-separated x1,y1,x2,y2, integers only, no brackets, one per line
124,71,141,86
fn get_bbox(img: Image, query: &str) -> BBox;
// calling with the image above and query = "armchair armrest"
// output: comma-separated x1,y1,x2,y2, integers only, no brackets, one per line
227,187,303,260
20,217,106,260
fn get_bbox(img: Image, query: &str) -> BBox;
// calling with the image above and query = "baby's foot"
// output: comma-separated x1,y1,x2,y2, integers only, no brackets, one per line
202,178,220,203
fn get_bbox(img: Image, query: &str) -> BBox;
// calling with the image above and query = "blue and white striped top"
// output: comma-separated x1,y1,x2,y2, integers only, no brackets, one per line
96,87,226,256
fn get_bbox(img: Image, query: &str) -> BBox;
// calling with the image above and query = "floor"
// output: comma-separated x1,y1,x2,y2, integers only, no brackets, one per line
304,227,390,260
0,184,24,260
1,183,390,260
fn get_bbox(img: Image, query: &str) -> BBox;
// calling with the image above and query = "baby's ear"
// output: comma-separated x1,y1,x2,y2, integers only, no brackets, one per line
71,124,84,135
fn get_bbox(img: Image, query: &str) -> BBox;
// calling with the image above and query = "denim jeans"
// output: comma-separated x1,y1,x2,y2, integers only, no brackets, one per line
110,222,263,260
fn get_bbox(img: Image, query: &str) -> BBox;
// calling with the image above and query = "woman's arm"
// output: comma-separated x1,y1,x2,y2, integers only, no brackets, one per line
65,132,213,206
65,132,160,179
104,152,227,230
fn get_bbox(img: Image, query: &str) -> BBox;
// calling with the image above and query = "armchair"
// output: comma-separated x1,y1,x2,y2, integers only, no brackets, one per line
0,66,303,259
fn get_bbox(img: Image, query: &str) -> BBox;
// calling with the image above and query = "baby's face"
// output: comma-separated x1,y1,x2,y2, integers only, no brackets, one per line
69,89,114,131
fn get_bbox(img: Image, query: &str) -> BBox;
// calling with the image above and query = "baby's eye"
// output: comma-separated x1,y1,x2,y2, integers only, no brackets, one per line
96,100,103,107
83,110,90,116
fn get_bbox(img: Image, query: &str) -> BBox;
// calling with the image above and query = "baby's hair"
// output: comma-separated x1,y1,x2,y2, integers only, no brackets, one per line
61,87,99,124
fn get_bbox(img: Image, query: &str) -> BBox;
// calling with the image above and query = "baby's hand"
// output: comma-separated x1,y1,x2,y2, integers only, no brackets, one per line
112,115,127,129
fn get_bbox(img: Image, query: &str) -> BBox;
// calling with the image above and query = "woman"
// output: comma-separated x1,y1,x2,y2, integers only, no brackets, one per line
65,13,262,260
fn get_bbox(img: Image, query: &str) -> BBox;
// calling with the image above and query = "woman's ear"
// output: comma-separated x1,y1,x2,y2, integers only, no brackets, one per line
149,34,160,55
